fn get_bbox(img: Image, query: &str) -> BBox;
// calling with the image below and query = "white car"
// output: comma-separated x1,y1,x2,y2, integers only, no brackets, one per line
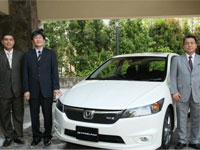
54,53,178,150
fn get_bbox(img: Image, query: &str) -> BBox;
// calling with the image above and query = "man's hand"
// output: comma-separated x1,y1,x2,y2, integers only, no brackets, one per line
53,90,62,99
24,92,30,101
173,93,182,102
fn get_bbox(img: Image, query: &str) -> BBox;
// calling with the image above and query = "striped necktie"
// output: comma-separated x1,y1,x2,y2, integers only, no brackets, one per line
38,51,42,61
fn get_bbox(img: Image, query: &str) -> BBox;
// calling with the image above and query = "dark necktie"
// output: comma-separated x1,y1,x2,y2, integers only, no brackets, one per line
189,56,193,70
38,51,42,61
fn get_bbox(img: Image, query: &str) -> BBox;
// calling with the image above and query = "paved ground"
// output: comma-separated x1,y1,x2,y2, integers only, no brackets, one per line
0,89,97,149
0,89,194,149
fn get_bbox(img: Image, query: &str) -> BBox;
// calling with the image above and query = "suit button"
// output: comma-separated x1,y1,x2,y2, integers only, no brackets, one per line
38,74,40,76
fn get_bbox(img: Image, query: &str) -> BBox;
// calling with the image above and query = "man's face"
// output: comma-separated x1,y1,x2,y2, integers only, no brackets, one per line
1,35,15,51
184,38,197,55
32,34,45,48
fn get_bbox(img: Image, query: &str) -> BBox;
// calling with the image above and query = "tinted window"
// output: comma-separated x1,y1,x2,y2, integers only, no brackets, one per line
87,57,167,82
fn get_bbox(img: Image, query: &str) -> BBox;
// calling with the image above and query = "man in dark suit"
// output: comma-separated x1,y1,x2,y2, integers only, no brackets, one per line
0,33,24,147
23,29,62,146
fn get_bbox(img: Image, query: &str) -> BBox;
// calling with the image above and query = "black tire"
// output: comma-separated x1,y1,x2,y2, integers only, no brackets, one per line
160,108,173,149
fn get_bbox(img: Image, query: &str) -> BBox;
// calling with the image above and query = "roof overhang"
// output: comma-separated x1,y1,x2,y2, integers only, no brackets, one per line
0,0,9,15
37,0,200,20
1,0,200,20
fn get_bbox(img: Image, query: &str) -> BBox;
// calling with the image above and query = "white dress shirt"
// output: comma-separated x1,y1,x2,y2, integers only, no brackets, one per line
35,48,43,57
4,49,13,68
186,53,195,65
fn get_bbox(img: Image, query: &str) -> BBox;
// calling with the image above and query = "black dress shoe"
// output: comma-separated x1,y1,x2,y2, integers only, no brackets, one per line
188,143,200,149
14,137,24,144
2,138,13,147
43,138,51,146
174,142,186,149
31,138,41,146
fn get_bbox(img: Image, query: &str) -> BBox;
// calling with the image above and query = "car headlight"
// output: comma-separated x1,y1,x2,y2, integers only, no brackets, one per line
121,98,164,118
56,98,64,112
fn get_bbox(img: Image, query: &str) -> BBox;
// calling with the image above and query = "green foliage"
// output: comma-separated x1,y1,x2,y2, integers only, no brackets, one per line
149,61,166,71
65,20,112,77
194,25,200,45
108,19,154,54
43,18,200,77
182,18,191,36
149,19,184,54
44,21,70,77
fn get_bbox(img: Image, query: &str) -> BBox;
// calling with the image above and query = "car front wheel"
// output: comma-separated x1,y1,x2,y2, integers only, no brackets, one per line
161,108,173,149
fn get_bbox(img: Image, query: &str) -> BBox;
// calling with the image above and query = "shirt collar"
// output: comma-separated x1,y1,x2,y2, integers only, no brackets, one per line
35,48,43,54
186,53,195,59
4,49,13,55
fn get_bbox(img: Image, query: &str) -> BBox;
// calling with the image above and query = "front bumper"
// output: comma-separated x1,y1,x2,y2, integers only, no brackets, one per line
54,107,165,150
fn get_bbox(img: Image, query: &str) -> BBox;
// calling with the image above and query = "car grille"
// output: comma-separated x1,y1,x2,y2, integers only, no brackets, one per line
65,129,125,144
64,105,123,124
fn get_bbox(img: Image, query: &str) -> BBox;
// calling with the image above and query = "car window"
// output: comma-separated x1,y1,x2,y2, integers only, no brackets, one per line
97,60,119,79
87,56,167,82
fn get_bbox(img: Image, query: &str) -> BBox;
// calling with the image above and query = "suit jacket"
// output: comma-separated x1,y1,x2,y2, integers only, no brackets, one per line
0,49,23,98
23,48,60,99
170,53,200,103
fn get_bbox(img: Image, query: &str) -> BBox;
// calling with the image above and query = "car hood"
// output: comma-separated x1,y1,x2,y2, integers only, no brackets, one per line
61,80,163,110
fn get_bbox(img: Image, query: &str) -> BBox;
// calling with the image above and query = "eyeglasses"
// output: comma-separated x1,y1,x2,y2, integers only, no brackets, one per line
184,42,196,46
3,38,14,42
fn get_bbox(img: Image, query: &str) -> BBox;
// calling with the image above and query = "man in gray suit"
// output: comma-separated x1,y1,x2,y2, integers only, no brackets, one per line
0,33,24,147
170,35,200,149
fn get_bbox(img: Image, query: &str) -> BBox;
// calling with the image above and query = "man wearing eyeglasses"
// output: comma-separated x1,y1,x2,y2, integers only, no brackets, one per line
170,35,200,149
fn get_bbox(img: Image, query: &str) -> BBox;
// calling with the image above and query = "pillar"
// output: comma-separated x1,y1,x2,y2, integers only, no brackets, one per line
0,0,39,52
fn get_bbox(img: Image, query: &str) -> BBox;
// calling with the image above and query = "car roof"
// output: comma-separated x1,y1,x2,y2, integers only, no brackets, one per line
113,52,178,58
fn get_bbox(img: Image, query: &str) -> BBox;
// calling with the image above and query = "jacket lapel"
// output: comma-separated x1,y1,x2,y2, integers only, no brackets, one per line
0,50,11,69
31,49,38,64
38,48,47,64
193,54,200,73
12,50,16,69
181,54,191,72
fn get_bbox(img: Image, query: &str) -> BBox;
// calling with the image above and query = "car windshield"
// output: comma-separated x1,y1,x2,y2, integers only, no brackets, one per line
87,56,167,81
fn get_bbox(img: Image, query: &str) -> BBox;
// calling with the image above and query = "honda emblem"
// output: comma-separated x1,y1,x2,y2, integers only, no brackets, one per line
83,110,95,120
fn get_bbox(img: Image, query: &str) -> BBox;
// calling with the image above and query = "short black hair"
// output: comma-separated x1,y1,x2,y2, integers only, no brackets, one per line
31,29,45,40
1,33,15,40
183,34,197,45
